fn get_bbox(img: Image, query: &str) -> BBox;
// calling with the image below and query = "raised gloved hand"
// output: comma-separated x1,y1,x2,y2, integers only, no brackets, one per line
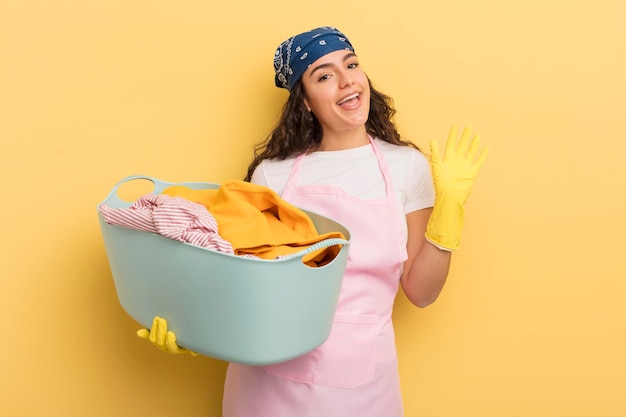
426,125,489,251
137,316,198,356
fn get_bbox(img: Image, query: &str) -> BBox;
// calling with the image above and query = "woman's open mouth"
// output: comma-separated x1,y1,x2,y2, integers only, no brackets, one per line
337,93,360,109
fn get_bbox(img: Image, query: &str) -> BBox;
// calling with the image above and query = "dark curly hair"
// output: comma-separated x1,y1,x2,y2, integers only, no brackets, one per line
244,77,418,181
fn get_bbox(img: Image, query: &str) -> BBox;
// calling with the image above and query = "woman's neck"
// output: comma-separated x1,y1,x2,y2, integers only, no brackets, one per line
316,128,370,152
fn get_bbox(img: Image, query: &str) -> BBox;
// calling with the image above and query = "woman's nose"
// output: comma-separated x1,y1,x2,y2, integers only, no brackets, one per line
338,70,354,88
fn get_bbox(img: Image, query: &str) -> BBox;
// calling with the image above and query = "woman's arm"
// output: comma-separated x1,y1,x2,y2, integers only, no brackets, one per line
401,125,489,307
400,208,452,308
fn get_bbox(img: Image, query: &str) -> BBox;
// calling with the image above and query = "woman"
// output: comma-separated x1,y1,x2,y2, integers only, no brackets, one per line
141,26,488,416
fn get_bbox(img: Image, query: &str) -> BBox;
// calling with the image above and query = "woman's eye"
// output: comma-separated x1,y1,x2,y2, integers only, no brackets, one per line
347,62,359,69
318,74,331,82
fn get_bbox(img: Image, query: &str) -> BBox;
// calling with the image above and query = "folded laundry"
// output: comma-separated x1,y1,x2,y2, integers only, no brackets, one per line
163,179,346,266
99,193,234,254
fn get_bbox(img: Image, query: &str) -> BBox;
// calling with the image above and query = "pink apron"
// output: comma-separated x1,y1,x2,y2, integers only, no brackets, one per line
223,138,408,417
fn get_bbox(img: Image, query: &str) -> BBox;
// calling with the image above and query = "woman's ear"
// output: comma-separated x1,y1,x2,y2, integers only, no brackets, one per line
303,98,311,113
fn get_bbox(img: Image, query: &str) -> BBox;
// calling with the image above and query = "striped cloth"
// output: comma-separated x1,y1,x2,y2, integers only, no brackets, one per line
100,193,234,254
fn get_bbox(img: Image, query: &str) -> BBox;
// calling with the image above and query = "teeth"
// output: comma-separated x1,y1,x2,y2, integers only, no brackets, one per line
338,93,359,104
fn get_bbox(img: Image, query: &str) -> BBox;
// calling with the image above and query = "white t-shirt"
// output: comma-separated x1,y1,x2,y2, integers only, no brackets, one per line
250,138,435,216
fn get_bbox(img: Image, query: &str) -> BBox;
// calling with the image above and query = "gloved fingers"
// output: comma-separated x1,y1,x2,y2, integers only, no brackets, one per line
430,139,442,165
444,125,460,158
146,316,167,349
466,132,481,161
148,316,158,345
166,331,181,353
154,317,168,350
474,145,490,171
136,328,150,340
456,125,474,157
137,316,198,356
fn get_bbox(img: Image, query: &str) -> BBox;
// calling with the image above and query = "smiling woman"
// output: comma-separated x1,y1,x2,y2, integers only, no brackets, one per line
137,26,488,417
301,50,371,147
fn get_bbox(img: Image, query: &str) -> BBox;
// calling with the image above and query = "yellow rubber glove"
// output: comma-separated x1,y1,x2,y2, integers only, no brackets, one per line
426,125,489,251
136,316,198,356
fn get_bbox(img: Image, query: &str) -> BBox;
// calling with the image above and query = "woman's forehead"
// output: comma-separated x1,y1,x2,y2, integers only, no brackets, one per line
305,50,358,75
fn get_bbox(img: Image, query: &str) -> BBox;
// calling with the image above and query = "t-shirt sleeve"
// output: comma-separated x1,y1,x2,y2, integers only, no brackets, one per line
249,159,292,195
250,162,270,187
404,151,435,214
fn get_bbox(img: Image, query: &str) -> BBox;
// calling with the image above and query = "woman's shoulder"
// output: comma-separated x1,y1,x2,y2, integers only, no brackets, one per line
257,156,297,170
250,157,297,193
374,139,429,167
374,139,434,210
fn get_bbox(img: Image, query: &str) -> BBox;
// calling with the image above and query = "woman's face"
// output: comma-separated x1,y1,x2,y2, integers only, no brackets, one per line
301,50,370,136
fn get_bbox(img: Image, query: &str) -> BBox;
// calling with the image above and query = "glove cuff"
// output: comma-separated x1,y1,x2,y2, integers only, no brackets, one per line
425,196,465,251
424,233,455,251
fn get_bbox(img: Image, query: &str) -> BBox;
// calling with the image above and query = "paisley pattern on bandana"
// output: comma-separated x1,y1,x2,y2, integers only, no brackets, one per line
273,26,354,91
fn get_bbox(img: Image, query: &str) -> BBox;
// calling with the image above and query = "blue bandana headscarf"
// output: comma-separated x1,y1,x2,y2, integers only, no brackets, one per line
274,26,355,91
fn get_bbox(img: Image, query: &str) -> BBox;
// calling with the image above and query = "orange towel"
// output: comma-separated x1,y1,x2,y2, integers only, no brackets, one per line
163,180,345,266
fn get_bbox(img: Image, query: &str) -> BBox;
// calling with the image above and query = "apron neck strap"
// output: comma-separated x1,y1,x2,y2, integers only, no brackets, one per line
283,136,394,198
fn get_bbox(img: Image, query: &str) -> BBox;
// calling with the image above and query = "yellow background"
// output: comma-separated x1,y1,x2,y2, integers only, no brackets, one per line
1,0,624,416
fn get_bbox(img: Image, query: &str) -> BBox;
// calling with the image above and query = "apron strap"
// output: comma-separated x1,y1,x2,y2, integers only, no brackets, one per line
283,136,396,199
368,137,394,199
282,153,306,199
